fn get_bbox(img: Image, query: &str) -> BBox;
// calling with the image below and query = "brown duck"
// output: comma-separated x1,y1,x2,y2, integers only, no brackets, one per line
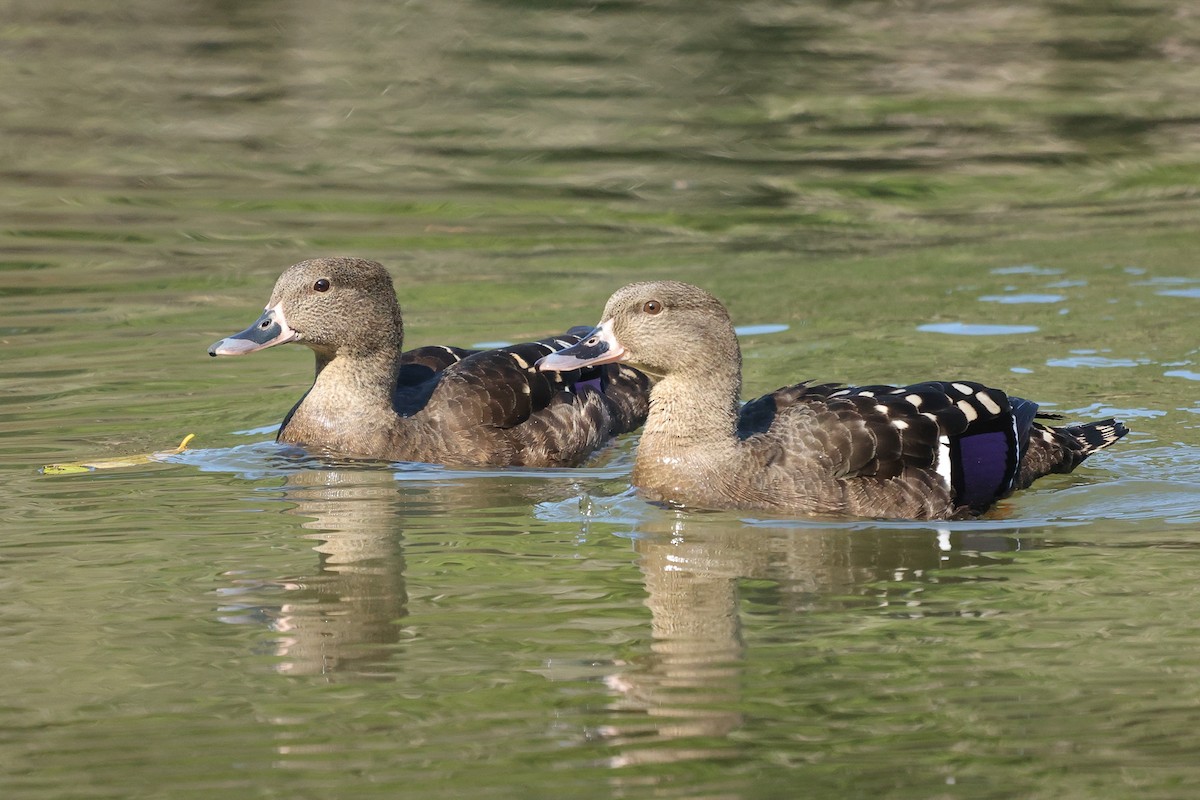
537,280,1127,519
208,258,649,467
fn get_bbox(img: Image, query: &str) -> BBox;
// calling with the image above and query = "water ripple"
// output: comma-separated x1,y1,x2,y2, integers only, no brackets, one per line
990,265,1063,276
918,322,1039,336
1046,355,1150,368
978,294,1065,304
735,323,790,336
1159,288,1200,299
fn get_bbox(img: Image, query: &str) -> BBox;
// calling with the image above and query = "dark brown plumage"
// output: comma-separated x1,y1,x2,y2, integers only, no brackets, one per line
208,258,649,467
537,280,1127,519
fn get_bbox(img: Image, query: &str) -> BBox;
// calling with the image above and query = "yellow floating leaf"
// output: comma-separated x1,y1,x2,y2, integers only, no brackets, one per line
41,434,196,474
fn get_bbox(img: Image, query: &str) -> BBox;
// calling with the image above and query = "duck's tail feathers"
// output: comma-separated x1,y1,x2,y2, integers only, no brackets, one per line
1015,418,1128,489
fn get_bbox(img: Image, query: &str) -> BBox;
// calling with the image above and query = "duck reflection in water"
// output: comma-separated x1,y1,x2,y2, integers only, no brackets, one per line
584,511,1034,769
211,457,1034,766
215,461,613,678
216,467,412,677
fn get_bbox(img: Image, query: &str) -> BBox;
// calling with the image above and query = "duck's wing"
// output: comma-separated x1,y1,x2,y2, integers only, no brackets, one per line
394,345,479,414
414,333,650,465
744,380,1036,514
399,345,479,377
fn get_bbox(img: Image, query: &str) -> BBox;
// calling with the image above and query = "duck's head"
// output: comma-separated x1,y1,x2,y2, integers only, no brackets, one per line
536,280,738,381
208,258,402,360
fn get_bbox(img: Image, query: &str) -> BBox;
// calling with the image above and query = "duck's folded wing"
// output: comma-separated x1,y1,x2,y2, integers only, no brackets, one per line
393,345,480,414
399,345,479,375
423,336,602,430
747,381,1030,511
743,383,924,478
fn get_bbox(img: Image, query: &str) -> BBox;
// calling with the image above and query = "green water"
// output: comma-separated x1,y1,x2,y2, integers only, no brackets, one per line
4,0,1200,797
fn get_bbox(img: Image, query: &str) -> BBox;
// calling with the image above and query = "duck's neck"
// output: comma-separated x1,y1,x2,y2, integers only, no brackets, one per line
309,348,399,408
280,331,405,454
634,355,745,487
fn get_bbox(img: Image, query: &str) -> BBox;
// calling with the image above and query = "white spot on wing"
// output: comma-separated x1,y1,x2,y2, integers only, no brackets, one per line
936,434,952,487
510,353,530,369
952,382,974,396
906,394,923,408
892,419,909,430
874,404,890,415
978,392,1002,415
957,400,979,422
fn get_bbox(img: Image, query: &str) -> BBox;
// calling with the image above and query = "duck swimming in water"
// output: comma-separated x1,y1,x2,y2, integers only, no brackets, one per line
209,258,649,467
537,280,1127,519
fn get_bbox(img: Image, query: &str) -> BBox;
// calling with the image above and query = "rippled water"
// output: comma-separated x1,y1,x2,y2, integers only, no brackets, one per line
4,0,1200,798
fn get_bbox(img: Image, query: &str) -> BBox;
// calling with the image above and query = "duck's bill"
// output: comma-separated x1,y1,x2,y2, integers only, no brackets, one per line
208,306,299,356
536,320,625,371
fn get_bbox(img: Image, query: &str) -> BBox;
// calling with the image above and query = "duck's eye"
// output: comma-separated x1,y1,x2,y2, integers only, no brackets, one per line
313,278,331,292
643,300,662,315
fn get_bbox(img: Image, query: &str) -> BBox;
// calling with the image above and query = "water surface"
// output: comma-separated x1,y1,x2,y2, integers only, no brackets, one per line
4,1,1200,798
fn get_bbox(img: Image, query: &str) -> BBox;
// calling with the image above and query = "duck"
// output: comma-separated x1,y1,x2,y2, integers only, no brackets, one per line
208,258,649,467
536,280,1128,519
